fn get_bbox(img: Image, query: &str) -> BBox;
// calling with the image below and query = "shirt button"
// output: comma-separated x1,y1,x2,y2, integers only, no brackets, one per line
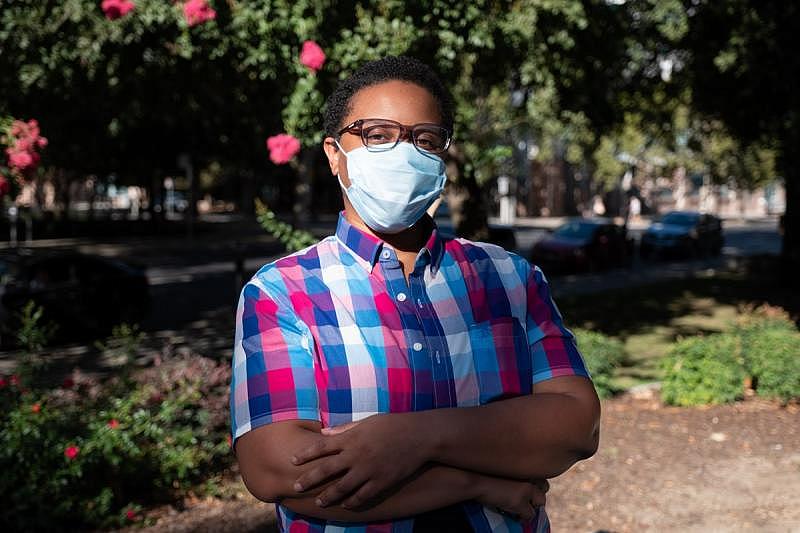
412,342,423,352
381,250,391,259
397,292,407,302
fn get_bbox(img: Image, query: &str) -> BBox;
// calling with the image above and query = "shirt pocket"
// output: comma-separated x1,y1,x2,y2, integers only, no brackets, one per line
468,317,532,403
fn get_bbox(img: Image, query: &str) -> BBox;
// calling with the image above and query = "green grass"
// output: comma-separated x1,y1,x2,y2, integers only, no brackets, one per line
559,272,798,391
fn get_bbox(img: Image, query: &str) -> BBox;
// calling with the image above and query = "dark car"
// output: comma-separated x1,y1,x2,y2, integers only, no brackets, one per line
530,218,633,274
0,249,150,347
640,211,723,259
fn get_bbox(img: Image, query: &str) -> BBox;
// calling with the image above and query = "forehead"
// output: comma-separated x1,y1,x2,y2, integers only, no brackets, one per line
345,80,442,125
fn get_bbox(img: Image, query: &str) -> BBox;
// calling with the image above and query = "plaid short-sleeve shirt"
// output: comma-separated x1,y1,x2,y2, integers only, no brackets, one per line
230,214,590,533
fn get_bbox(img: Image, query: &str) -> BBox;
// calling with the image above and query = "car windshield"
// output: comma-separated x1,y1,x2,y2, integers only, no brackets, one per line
553,221,597,239
660,212,699,226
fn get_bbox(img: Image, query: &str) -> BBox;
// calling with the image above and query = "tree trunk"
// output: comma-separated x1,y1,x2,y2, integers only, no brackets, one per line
444,144,489,241
780,150,800,289
293,150,314,225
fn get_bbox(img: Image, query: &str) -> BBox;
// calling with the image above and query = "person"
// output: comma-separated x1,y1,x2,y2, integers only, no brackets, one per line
231,56,600,533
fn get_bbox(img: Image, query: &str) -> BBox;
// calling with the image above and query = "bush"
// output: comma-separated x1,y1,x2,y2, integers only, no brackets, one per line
573,328,625,398
0,353,232,531
741,331,800,404
733,304,800,402
661,334,746,406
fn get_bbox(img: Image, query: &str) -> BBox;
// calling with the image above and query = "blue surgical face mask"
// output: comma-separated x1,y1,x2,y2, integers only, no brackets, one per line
336,141,446,234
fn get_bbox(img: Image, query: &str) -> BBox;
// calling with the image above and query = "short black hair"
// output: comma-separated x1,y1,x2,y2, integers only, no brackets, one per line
323,55,454,139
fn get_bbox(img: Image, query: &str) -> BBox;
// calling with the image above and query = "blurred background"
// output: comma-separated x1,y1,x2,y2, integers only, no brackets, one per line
0,1,798,532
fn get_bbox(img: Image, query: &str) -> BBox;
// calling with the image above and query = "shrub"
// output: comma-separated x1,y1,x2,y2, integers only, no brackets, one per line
0,353,232,531
661,334,746,406
742,328,800,402
573,328,625,398
731,304,800,402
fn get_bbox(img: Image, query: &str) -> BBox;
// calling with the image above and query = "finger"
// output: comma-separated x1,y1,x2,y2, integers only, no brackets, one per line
292,437,337,466
321,421,360,436
316,470,368,508
532,478,550,494
529,488,547,508
521,504,535,522
294,456,347,493
341,480,380,510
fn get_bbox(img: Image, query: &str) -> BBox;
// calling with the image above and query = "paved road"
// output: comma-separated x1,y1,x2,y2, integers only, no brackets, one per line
0,215,783,374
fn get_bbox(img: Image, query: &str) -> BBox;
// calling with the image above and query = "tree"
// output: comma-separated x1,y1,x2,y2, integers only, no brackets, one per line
682,0,800,279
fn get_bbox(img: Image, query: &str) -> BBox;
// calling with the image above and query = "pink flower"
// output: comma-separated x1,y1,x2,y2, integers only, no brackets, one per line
183,0,216,27
9,375,19,387
64,445,80,460
101,0,135,20
126,509,138,521
4,118,46,175
31,403,41,413
108,419,120,429
0,176,7,198
0,375,7,388
266,134,301,165
7,149,34,171
299,41,326,72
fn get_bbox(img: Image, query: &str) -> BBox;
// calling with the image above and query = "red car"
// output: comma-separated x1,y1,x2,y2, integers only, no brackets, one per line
531,218,633,274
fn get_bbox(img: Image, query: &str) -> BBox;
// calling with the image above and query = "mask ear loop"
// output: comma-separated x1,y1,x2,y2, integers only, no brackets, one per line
334,139,351,191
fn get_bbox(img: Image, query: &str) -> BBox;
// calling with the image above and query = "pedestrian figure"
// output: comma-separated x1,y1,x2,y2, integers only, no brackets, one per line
231,56,600,532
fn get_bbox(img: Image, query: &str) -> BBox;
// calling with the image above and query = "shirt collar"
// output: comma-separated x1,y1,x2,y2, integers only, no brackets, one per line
334,212,445,275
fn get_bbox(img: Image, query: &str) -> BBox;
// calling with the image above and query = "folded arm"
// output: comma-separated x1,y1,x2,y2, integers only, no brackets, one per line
292,375,599,506
235,419,546,522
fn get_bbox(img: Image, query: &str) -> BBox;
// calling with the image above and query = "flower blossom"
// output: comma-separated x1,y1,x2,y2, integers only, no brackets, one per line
266,134,301,165
64,445,80,460
4,119,47,175
31,403,41,413
183,0,216,27
101,0,135,20
7,150,35,170
299,41,326,72
126,509,138,521
0,375,7,388
62,377,75,389
9,375,20,387
108,419,120,429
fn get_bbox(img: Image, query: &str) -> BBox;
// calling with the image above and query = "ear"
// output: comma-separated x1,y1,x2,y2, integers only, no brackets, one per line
323,137,340,176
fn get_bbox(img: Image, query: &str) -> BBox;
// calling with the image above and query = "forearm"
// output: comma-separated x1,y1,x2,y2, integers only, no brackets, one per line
237,421,480,521
419,377,600,479
280,464,479,522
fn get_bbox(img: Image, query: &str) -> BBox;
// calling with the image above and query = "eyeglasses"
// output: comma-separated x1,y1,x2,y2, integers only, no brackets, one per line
337,118,452,155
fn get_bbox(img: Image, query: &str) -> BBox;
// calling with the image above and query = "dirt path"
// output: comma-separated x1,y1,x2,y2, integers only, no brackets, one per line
128,394,800,533
549,394,800,532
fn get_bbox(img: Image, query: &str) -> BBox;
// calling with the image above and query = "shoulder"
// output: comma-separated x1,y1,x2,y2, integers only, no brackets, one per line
248,237,338,294
447,237,533,282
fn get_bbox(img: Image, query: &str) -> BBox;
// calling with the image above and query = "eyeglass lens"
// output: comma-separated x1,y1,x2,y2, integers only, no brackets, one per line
361,120,449,153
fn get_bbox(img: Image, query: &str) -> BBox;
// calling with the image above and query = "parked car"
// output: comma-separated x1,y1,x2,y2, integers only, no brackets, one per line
640,211,723,259
530,218,633,274
432,200,518,252
0,249,150,347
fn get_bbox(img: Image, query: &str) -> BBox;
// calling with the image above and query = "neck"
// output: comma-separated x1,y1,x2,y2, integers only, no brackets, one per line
342,203,432,253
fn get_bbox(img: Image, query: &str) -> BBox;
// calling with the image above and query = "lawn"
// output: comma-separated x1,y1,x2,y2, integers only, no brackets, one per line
557,270,799,391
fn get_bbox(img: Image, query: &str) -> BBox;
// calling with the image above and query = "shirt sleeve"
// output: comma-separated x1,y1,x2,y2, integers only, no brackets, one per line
230,277,320,443
525,265,591,384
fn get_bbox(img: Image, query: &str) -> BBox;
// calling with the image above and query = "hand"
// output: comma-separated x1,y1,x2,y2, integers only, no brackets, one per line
475,476,549,522
291,413,430,509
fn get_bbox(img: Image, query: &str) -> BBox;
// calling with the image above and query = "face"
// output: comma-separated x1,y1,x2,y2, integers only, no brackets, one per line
323,80,443,189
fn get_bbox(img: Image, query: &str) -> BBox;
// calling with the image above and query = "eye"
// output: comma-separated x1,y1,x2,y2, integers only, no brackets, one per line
363,125,398,145
414,129,446,151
